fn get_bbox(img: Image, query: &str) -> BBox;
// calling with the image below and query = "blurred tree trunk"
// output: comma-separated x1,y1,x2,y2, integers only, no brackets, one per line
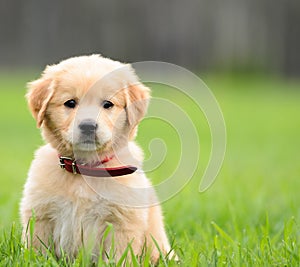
282,0,300,76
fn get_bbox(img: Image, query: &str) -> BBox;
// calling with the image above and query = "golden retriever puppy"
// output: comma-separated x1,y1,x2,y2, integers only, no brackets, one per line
20,55,171,263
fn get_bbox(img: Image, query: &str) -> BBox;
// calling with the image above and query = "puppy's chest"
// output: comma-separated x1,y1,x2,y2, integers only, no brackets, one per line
44,195,146,253
52,195,130,225
48,194,146,235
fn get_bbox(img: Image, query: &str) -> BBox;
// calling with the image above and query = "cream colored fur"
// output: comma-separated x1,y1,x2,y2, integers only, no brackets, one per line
20,55,171,263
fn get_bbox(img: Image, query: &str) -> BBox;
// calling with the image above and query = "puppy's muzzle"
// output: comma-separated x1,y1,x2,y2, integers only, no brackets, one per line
79,119,98,135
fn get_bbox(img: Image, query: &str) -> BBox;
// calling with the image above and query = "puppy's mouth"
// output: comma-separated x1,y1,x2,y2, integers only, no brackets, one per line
81,134,97,144
74,134,101,151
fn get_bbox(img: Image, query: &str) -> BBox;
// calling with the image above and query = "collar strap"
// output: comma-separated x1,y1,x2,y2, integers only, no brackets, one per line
59,156,137,177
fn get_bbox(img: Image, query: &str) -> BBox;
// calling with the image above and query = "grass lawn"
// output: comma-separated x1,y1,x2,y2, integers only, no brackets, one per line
0,72,299,266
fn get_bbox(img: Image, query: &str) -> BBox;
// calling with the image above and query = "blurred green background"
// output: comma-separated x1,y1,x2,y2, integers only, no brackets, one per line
0,72,300,264
1,1,300,265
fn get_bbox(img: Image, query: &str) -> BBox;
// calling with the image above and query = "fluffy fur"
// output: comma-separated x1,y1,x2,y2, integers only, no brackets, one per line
20,55,171,262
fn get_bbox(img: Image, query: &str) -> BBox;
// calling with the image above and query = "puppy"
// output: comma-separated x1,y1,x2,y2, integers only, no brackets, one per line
20,55,171,263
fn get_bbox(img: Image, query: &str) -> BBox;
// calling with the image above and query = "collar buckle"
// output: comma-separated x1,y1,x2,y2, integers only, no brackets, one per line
59,156,77,174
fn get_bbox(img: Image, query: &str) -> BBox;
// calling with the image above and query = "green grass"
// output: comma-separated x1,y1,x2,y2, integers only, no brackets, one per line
0,72,300,266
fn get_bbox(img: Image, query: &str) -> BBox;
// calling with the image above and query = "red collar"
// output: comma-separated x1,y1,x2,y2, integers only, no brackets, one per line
59,156,137,177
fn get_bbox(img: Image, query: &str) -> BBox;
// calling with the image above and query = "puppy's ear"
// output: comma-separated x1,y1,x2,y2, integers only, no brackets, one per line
26,76,54,128
125,83,151,127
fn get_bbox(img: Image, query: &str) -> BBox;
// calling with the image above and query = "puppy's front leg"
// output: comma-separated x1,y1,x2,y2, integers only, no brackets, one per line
99,228,144,263
146,205,172,262
22,214,54,252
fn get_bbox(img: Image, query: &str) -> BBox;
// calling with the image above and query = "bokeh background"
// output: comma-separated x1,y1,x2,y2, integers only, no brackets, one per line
0,0,300,265
1,0,300,76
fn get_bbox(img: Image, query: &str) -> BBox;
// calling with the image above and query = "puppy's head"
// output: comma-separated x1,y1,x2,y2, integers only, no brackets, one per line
27,55,150,157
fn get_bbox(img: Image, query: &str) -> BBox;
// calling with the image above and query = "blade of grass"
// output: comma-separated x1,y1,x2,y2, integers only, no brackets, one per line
151,235,168,267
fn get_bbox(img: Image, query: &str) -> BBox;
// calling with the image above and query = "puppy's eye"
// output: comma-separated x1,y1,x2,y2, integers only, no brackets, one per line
64,99,77,109
102,100,114,109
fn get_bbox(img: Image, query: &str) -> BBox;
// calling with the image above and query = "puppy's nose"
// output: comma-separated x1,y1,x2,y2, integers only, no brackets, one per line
79,120,98,134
